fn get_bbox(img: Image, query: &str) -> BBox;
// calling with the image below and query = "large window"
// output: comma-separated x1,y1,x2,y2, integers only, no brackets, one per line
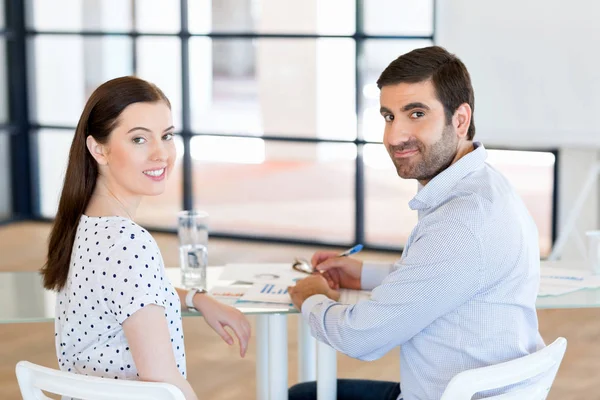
363,147,556,256
21,0,556,256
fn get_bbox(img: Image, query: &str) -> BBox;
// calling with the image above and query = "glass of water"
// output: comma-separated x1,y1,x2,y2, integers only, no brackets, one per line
177,210,209,289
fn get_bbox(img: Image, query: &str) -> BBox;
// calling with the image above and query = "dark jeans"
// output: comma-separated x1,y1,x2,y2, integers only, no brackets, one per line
288,379,401,400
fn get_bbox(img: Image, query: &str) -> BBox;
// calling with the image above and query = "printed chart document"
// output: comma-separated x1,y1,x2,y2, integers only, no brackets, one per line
539,263,600,296
219,263,306,285
209,286,248,305
239,281,293,305
238,286,373,306
216,264,373,306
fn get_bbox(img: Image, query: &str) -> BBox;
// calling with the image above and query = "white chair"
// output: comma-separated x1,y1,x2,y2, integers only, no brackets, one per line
440,337,567,400
15,361,186,400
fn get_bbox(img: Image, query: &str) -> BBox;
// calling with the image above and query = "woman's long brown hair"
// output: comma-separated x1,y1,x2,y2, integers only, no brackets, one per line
41,76,170,291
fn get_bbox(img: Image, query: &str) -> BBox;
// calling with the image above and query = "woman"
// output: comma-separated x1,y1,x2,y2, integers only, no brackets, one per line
41,76,251,400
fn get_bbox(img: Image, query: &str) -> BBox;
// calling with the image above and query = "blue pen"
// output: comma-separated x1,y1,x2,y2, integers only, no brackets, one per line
312,244,363,274
338,244,364,257
294,244,364,274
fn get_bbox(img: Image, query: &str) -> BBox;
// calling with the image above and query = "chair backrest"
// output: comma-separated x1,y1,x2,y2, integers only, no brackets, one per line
440,337,567,400
15,361,187,400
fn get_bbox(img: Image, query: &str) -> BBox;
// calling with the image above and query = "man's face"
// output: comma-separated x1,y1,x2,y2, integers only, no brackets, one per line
380,80,459,184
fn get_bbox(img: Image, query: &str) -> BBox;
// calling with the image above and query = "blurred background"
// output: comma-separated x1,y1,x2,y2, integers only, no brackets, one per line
1,1,600,399
5,0,592,258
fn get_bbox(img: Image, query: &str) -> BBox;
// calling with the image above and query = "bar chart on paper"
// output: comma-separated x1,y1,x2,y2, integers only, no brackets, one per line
261,284,288,295
239,282,293,305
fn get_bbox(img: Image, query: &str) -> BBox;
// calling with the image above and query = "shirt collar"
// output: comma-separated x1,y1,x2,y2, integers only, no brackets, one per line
408,142,487,211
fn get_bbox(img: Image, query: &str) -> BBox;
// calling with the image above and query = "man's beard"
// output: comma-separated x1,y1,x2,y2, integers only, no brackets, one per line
388,124,458,181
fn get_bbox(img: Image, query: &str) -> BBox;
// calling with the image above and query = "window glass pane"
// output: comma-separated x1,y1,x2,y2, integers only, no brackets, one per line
30,35,133,126
0,1,4,30
364,143,417,247
0,39,7,124
363,0,434,36
0,133,11,219
360,39,433,141
189,0,354,35
37,129,74,218
135,135,183,229
364,145,555,257
486,150,555,257
192,137,356,243
135,0,180,33
27,0,132,31
190,38,355,139
136,37,182,130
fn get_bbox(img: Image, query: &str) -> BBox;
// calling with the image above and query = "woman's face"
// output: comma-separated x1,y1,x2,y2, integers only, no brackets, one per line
93,101,176,198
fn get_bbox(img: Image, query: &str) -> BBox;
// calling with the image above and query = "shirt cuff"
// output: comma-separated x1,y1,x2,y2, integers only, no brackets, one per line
361,262,394,290
301,294,330,320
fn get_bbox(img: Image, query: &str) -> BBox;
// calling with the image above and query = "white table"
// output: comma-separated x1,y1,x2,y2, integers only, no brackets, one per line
3,261,600,400
166,267,333,400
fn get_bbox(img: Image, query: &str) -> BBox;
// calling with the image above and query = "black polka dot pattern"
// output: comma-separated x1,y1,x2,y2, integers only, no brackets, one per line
55,216,186,380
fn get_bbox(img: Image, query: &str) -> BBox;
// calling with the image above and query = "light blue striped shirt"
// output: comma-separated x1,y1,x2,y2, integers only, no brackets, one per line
302,142,545,400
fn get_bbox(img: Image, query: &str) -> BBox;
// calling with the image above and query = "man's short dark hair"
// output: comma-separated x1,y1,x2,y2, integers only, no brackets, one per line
377,46,476,140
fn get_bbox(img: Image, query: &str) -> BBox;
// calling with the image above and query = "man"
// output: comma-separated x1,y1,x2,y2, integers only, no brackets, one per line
288,46,544,400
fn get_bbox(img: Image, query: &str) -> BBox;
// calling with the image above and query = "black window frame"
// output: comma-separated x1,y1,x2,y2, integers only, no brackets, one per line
3,0,559,252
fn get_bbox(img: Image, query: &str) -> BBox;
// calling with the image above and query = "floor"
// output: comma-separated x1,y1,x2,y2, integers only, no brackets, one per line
1,222,597,399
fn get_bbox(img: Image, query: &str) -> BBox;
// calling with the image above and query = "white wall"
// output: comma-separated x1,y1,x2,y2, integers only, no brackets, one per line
436,0,600,149
364,0,432,35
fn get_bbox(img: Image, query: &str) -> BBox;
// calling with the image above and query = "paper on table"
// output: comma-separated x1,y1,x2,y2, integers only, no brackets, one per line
539,266,600,296
239,281,293,305
209,286,248,305
219,263,306,285
209,285,248,298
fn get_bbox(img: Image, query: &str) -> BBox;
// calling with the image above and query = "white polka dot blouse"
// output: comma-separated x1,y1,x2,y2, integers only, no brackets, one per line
54,215,186,380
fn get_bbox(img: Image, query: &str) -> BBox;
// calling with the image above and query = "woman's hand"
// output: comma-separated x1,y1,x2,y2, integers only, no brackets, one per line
193,294,251,357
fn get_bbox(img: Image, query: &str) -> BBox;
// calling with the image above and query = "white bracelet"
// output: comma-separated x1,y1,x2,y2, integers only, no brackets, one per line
185,288,207,310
